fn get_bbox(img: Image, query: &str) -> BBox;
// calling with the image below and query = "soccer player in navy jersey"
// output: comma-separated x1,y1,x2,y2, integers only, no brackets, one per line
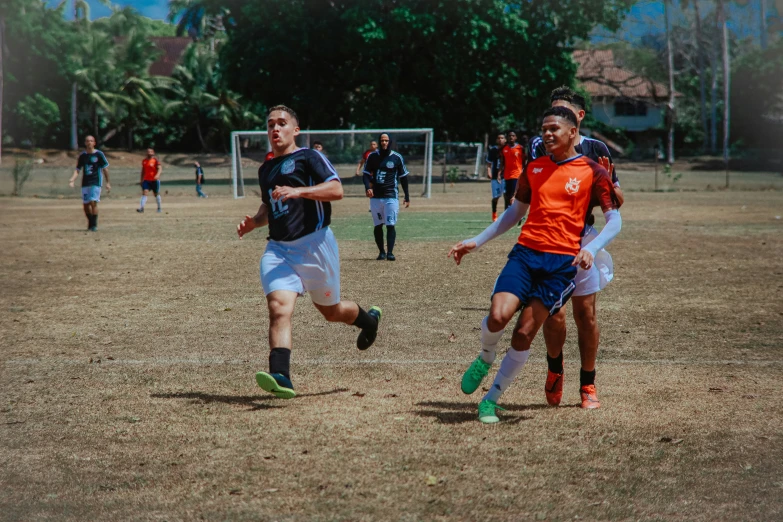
486,132,507,222
362,133,410,261
69,135,110,231
528,86,625,409
237,105,382,399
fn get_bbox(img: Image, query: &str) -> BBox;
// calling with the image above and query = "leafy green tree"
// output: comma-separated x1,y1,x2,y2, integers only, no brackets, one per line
15,93,60,146
204,0,633,140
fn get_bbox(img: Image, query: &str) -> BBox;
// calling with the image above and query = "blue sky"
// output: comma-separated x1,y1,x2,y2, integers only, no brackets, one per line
48,0,768,44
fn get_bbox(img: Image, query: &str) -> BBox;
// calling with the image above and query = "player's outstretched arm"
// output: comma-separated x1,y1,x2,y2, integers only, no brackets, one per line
573,209,622,269
272,179,343,203
103,168,111,192
237,203,269,239
447,200,529,265
69,169,79,188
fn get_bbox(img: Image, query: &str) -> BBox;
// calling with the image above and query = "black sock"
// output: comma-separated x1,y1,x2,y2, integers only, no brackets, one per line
580,368,596,387
547,352,564,374
352,307,376,330
86,213,93,227
491,198,498,213
373,225,385,253
386,225,396,254
92,214,98,227
504,197,511,210
269,347,291,380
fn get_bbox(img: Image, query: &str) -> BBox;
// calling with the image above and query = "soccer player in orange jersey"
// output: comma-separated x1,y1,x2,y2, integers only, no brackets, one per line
138,148,162,213
448,106,622,423
498,130,525,210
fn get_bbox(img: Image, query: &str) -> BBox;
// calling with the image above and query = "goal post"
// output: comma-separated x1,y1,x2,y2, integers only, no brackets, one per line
231,128,435,199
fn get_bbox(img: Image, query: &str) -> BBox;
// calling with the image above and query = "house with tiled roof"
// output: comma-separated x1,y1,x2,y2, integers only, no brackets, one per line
149,37,191,77
574,49,673,133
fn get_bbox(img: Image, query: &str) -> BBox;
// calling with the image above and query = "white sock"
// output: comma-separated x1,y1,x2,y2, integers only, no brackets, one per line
479,316,504,364
156,195,162,209
140,195,147,209
483,348,529,403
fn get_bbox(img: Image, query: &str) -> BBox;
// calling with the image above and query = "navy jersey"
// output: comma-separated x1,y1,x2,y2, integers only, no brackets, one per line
76,150,109,187
195,166,204,181
258,148,340,242
528,135,619,186
363,150,409,199
486,145,502,181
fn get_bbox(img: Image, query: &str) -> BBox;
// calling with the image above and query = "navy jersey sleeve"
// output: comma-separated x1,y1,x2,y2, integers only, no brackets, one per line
397,154,409,177
486,147,497,164
96,151,109,170
588,162,620,212
76,154,85,171
594,141,620,186
306,150,341,184
363,153,378,175
526,136,546,163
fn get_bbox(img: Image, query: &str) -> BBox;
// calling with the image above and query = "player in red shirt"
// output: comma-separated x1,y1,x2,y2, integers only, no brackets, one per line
137,148,162,213
356,140,378,176
448,106,621,423
498,131,525,210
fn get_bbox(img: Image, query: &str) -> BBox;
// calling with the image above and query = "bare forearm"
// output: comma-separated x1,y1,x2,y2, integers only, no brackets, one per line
253,204,269,227
103,169,110,184
70,170,79,183
298,180,343,202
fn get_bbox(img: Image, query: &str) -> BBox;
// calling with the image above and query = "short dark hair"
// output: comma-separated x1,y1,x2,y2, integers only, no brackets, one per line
268,105,299,125
312,141,323,147
550,86,586,111
542,106,578,127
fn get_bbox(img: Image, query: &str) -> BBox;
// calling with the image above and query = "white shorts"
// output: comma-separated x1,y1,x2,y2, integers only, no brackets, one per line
82,186,101,203
260,227,341,306
573,226,614,297
491,179,504,199
370,198,399,226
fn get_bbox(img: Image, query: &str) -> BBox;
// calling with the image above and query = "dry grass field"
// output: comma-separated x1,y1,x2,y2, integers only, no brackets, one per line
1,179,782,520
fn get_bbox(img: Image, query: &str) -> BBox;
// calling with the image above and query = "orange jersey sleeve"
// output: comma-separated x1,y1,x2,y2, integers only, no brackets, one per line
517,155,617,256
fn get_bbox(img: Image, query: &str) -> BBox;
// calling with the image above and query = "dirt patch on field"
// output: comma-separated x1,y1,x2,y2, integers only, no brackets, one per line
1,188,782,520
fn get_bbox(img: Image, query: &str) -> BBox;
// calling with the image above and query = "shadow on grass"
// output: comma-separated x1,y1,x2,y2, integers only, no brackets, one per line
151,387,349,411
413,400,559,425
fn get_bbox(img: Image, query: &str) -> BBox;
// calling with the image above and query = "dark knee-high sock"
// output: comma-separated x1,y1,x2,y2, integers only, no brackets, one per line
580,369,596,386
374,225,385,253
547,352,564,374
491,198,498,213
269,347,291,380
504,196,511,210
352,307,377,330
386,225,396,254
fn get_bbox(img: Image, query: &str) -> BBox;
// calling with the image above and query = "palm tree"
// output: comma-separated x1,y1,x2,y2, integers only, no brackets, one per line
168,0,227,52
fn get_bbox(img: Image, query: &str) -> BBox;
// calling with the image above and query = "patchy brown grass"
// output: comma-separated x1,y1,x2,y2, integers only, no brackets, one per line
1,187,782,521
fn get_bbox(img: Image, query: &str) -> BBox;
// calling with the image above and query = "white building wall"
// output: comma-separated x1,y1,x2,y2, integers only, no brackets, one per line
591,101,664,132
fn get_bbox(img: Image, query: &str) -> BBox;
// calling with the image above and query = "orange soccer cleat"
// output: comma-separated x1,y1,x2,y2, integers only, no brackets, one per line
492,212,498,222
544,369,563,406
580,384,601,409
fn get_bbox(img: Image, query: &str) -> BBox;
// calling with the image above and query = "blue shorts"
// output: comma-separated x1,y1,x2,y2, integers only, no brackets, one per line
493,244,577,315
142,180,160,193
82,186,101,203
491,179,504,199
504,178,517,199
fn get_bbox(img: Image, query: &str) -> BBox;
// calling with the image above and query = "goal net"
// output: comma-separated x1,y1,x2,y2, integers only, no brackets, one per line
231,128,435,199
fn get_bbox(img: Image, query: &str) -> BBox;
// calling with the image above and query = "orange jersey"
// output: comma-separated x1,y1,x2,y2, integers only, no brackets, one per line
142,157,160,181
516,155,618,256
501,143,525,180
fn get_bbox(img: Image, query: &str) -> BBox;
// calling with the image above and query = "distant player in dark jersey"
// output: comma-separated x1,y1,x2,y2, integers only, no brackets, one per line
237,105,382,399
312,141,325,153
137,148,162,213
499,130,525,210
486,132,507,222
448,107,621,423
362,133,411,261
356,140,378,176
528,86,625,409
69,135,110,231
194,161,207,198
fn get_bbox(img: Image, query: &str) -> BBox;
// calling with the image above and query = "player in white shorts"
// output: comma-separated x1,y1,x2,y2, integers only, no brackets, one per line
237,105,382,399
362,133,410,261
527,86,625,408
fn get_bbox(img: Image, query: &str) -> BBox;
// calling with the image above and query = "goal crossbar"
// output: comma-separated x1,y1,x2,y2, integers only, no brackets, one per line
231,128,435,199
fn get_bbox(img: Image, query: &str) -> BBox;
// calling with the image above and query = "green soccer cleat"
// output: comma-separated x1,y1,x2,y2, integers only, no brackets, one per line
461,356,493,395
255,371,296,399
478,400,502,424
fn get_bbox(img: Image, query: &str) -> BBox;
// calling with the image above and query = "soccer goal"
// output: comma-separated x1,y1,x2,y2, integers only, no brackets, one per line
231,128,435,199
